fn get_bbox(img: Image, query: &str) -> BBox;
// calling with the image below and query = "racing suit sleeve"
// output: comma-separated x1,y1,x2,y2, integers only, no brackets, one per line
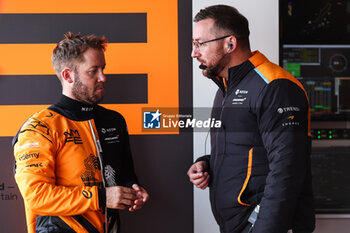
252,79,312,233
13,125,103,216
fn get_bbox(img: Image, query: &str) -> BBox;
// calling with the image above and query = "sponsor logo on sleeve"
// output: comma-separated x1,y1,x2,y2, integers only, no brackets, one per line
45,112,54,118
26,118,50,135
282,115,300,126
17,142,39,150
25,163,43,168
277,106,300,114
18,152,40,161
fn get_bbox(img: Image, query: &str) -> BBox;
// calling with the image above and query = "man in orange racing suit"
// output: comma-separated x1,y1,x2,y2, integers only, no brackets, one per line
13,32,149,233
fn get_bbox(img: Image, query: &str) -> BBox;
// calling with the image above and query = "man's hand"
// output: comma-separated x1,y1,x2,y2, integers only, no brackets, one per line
187,161,210,189
106,186,137,210
128,184,149,212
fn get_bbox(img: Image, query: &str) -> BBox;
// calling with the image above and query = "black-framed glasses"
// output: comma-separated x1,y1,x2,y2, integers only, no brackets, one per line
192,35,231,50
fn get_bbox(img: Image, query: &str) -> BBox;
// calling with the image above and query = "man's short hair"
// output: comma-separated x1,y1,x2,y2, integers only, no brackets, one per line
52,32,107,79
194,5,250,49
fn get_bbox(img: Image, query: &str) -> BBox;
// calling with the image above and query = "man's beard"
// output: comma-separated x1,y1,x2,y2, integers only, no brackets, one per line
202,52,229,79
204,62,224,79
72,72,104,105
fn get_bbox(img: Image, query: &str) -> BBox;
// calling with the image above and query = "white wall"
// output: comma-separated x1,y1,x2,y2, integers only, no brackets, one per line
192,1,350,233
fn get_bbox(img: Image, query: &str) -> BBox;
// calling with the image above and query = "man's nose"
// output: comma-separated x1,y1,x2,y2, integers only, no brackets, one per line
191,47,200,58
98,71,106,82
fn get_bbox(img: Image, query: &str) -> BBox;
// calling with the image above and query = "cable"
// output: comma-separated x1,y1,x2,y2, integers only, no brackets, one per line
204,130,210,155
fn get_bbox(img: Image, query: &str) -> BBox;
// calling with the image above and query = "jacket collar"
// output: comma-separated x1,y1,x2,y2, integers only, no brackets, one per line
248,50,268,68
49,95,97,121
211,50,261,94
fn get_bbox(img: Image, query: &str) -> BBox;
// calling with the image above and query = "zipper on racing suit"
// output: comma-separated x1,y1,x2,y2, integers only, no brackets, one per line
88,120,108,233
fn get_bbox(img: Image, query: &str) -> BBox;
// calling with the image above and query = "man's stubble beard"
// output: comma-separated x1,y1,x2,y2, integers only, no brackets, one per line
203,51,230,79
72,71,104,105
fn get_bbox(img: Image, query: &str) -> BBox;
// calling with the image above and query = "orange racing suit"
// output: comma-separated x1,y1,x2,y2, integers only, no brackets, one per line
13,95,139,233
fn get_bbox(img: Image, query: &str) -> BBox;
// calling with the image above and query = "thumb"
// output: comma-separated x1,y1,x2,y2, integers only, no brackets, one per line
132,184,141,191
195,162,204,172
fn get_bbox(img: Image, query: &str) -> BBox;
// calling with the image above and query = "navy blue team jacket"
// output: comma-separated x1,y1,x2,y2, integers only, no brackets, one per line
197,51,315,233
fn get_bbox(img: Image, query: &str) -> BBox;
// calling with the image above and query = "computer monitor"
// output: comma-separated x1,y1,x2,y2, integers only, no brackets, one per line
280,0,350,214
280,0,350,121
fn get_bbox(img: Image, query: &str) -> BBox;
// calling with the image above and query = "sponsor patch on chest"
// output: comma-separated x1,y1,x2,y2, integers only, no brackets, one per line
232,89,248,105
101,128,120,143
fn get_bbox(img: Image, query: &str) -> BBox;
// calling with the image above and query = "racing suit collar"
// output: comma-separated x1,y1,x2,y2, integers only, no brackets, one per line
53,95,96,121
60,95,95,112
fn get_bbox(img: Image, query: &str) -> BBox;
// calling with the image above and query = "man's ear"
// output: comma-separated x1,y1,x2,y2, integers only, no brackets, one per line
61,68,74,83
227,36,238,53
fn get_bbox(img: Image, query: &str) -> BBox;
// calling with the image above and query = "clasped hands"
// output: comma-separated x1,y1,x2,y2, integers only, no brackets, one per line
106,184,149,212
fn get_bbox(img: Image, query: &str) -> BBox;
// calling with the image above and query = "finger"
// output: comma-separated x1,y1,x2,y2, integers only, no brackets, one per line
196,174,210,189
132,203,142,210
120,186,137,194
195,175,209,188
129,202,143,211
197,181,208,190
137,188,149,201
187,167,196,176
142,192,149,202
132,184,141,191
189,172,204,181
191,178,206,187
196,161,207,172
119,198,135,206
134,199,143,205
122,192,137,201
133,200,144,209
116,204,127,210
190,175,204,184
132,204,142,210
187,164,201,175
129,203,139,211
128,201,142,212
190,173,207,184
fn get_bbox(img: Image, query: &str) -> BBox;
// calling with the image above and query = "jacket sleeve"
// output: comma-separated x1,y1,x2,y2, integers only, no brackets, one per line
119,118,139,188
13,119,103,216
195,155,211,164
252,79,312,233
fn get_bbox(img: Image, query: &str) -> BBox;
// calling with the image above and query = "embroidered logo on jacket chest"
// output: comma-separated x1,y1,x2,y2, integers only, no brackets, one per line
64,129,83,144
100,127,120,144
232,89,249,105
